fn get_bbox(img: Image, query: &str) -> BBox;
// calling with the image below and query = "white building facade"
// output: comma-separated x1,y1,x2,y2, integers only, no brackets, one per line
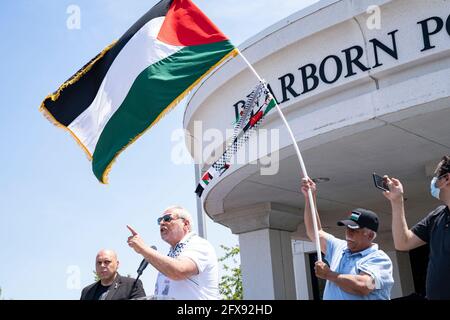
184,0,450,299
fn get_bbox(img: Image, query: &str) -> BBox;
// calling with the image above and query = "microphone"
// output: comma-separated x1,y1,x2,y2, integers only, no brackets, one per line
129,245,157,299
137,259,148,276
136,245,157,275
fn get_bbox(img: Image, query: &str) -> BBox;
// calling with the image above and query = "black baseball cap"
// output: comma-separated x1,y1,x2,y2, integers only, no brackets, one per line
337,208,379,232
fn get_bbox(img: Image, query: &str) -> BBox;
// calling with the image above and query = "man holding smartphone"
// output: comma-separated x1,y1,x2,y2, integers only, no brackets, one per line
383,155,450,300
301,178,394,300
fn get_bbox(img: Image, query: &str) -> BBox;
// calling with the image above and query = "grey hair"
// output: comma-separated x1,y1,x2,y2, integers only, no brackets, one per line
164,205,193,231
363,228,377,241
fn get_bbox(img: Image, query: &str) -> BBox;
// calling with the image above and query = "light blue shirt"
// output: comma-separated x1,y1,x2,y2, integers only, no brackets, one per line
322,234,394,300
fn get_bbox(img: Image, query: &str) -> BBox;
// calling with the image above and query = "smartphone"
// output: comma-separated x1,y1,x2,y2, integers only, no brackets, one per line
373,173,389,192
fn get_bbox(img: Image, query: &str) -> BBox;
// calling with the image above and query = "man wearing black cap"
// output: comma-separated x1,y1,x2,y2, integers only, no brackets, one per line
383,155,450,300
301,178,394,300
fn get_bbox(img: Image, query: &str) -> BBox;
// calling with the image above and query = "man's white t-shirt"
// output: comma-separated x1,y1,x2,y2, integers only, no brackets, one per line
154,233,220,300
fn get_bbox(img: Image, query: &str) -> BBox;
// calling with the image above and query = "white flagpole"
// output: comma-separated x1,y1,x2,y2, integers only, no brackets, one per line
237,49,322,261
194,164,207,239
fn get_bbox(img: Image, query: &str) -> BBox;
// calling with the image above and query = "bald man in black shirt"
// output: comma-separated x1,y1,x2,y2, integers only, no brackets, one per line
80,249,146,300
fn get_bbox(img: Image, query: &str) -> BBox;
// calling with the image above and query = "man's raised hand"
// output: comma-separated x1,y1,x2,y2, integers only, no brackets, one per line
126,225,146,254
127,225,138,236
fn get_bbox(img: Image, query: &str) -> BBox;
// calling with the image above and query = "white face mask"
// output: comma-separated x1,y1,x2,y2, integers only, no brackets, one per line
430,177,440,200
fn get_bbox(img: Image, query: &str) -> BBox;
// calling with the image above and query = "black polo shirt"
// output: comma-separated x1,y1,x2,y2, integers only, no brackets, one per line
412,205,450,300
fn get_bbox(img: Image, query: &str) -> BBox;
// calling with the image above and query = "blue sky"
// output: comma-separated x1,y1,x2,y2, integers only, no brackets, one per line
0,0,318,299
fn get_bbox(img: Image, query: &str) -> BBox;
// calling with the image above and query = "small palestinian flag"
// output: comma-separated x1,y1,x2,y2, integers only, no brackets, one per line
40,0,237,183
195,171,215,197
202,172,213,185
350,212,361,221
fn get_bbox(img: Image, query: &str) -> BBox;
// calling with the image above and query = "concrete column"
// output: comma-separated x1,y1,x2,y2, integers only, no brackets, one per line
292,240,316,300
387,250,415,298
215,202,301,300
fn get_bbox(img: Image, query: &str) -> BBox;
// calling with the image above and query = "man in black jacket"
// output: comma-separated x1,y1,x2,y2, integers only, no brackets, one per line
80,249,146,300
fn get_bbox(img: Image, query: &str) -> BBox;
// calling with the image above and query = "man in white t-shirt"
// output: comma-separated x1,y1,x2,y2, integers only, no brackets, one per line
126,206,220,300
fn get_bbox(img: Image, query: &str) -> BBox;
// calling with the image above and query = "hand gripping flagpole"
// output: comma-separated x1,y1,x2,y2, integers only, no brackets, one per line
237,49,322,262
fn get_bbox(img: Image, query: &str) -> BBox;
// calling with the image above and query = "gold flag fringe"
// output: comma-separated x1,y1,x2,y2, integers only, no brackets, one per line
38,41,118,160
39,105,93,160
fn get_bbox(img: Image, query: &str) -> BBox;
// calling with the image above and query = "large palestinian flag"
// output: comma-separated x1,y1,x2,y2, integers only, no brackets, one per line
40,0,237,183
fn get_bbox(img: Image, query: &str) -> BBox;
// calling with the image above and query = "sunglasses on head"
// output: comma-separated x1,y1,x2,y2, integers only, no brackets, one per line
156,214,183,225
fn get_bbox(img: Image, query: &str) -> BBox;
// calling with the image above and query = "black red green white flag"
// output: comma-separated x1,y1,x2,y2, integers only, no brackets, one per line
40,0,237,183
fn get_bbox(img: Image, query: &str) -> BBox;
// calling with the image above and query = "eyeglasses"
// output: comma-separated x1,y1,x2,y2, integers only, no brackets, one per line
156,214,183,225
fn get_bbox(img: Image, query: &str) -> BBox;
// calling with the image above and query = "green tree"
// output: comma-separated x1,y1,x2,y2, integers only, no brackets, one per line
218,245,243,300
